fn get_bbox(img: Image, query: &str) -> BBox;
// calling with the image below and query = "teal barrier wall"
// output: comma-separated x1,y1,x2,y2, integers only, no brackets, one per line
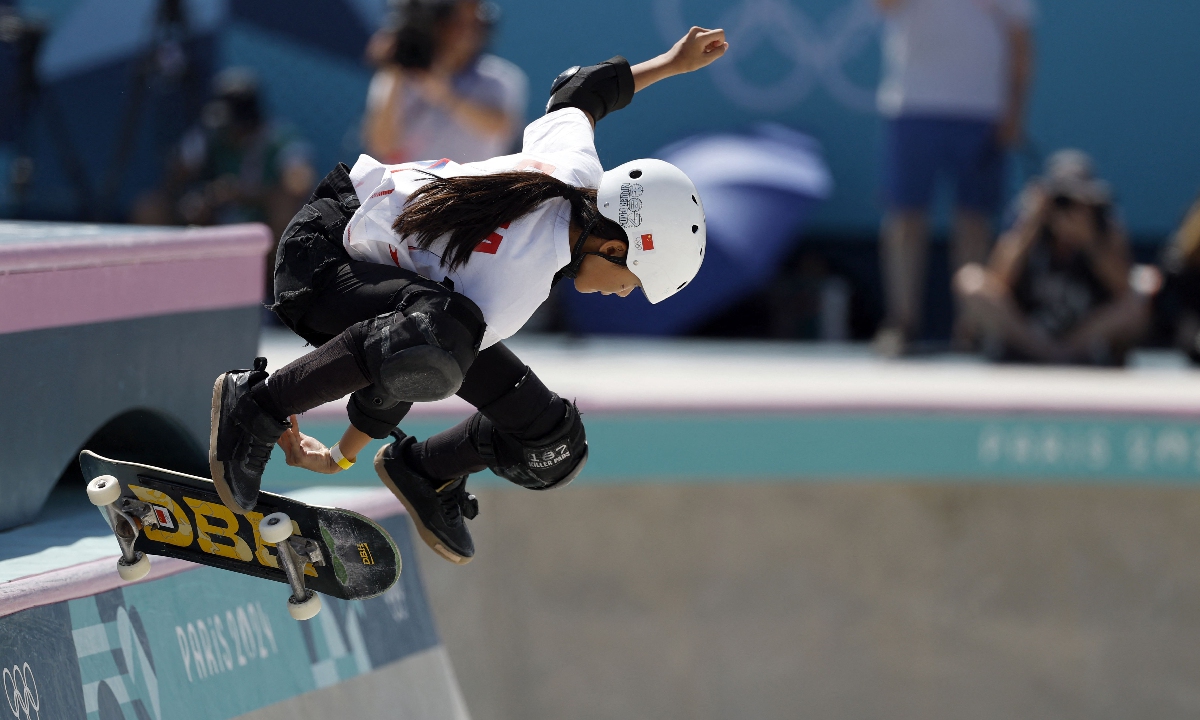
262,412,1200,491
489,0,1200,239
12,0,1200,237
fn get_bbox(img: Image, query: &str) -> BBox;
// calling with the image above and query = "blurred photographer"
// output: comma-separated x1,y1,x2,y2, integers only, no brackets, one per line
362,0,527,164
1156,197,1200,364
133,68,314,237
954,150,1149,365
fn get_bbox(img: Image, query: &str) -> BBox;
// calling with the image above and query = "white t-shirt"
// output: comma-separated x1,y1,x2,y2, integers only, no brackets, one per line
343,108,602,350
877,0,1035,120
365,53,529,164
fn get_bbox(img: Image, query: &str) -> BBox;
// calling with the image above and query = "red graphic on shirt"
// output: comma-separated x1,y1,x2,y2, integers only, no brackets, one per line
391,158,452,173
513,158,558,175
640,234,654,251
389,246,401,266
392,158,452,172
371,188,394,199
475,222,511,254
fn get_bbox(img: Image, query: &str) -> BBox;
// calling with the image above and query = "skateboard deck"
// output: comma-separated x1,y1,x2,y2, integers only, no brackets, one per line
79,450,400,611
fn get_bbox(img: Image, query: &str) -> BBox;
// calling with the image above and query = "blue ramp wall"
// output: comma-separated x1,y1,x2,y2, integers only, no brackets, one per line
0,513,446,720
10,1,1200,237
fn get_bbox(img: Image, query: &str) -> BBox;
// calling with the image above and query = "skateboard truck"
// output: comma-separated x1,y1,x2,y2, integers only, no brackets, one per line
259,512,325,620
86,475,156,581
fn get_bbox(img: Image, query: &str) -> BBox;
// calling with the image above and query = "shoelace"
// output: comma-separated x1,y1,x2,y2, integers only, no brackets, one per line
438,480,479,523
243,437,274,472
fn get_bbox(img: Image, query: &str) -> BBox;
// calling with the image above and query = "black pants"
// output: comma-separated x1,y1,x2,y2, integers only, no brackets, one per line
262,163,557,480
295,258,530,412
262,256,553,480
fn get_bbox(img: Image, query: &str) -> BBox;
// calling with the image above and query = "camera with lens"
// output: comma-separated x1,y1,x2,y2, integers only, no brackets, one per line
390,0,457,70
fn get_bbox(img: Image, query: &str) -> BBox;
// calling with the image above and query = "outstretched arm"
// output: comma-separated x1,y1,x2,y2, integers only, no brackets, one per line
546,27,728,126
631,27,728,93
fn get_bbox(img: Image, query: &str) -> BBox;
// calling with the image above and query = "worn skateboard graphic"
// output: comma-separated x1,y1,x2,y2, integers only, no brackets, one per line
79,450,400,620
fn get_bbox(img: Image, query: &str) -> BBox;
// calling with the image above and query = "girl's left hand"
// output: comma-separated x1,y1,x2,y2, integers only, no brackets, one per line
278,415,342,474
666,27,729,74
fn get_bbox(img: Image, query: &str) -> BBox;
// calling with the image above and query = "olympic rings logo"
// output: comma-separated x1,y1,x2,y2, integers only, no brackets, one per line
3,664,39,720
654,0,882,113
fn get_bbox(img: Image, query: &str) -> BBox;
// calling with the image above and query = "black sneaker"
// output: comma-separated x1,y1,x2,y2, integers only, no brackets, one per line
375,432,478,565
209,357,290,514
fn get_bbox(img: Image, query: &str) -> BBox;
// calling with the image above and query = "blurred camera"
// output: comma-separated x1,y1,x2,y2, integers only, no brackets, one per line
388,0,499,70
390,0,457,70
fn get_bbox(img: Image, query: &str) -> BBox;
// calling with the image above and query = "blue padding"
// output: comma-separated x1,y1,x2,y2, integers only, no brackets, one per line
0,512,443,720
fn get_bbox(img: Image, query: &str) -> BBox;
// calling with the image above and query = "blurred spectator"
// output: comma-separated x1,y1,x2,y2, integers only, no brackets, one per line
132,68,315,295
1155,197,1200,364
953,150,1149,365
362,0,527,164
873,0,1035,355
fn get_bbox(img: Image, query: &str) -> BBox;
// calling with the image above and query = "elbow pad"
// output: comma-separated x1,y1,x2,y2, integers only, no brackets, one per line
545,55,635,123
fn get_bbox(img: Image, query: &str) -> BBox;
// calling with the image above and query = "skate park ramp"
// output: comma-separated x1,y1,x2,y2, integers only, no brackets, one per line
0,221,270,531
257,332,1200,720
0,222,472,720
0,489,470,720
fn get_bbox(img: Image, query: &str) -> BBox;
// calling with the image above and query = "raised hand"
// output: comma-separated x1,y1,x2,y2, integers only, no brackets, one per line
666,27,729,74
632,26,730,93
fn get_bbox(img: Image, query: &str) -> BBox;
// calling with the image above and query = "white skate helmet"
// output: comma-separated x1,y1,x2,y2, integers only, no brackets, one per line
596,159,706,304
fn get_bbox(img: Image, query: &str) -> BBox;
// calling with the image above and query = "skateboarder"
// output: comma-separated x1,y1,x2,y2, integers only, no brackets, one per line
210,27,728,564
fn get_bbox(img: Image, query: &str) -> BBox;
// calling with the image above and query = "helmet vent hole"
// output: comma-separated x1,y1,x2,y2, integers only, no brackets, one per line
691,225,698,233
677,281,687,290
629,169,642,179
691,195,698,204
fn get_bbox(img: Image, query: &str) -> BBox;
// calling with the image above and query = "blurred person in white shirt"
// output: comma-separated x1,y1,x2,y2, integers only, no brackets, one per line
873,0,1035,355
362,0,528,165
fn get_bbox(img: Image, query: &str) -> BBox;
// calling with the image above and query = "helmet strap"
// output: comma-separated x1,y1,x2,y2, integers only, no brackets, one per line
551,211,630,287
553,215,599,284
590,252,627,267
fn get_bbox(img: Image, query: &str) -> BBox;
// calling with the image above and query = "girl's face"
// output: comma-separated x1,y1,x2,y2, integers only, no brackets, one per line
573,239,642,298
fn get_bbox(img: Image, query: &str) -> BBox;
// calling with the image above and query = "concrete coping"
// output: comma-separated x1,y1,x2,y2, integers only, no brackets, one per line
0,222,274,275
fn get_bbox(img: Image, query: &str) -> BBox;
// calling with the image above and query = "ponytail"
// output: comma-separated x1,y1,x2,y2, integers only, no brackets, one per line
392,171,626,272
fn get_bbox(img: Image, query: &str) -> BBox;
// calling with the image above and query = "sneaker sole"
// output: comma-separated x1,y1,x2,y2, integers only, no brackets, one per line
209,372,250,515
374,445,472,566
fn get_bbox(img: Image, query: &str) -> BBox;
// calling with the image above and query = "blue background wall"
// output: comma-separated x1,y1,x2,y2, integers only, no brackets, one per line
8,0,1200,240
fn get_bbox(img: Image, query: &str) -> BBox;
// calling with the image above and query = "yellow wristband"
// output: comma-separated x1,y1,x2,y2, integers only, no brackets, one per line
330,443,355,470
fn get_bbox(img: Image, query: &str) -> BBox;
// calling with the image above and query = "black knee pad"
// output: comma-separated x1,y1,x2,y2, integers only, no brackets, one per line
358,292,485,403
472,398,588,490
347,385,413,439
545,56,634,123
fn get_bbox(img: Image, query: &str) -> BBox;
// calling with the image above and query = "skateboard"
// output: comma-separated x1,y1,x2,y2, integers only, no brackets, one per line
79,450,401,620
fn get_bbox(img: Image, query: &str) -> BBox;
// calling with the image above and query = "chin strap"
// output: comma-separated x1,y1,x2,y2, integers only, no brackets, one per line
551,215,628,287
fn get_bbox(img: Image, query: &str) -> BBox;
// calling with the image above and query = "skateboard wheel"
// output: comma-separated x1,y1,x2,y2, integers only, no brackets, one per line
87,475,122,506
117,552,151,581
287,589,322,621
259,512,294,544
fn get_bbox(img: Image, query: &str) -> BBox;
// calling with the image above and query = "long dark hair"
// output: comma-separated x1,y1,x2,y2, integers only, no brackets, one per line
392,171,626,271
